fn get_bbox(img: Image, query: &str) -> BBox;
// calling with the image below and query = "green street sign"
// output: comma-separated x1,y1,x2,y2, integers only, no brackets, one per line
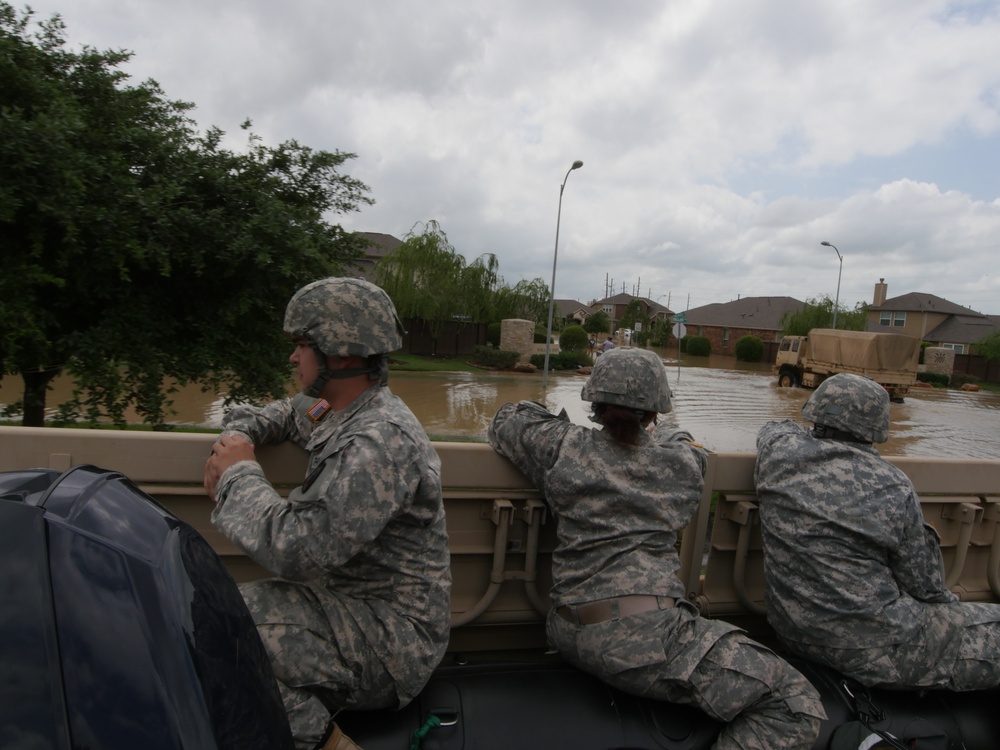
672,312,687,324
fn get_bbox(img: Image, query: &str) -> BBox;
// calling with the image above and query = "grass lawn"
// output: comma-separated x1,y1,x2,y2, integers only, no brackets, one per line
388,353,478,373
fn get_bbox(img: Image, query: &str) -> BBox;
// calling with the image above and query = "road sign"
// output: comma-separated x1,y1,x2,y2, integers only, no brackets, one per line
672,323,687,339
672,312,687,324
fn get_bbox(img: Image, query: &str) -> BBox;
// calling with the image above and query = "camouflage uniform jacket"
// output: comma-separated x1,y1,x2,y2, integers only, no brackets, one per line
755,419,957,651
211,386,451,700
488,400,708,607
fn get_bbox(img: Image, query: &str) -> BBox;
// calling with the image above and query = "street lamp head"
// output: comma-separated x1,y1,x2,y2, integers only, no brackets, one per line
820,241,832,247
571,160,583,170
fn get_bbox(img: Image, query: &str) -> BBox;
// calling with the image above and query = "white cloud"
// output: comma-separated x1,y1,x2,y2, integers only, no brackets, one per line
22,0,1000,313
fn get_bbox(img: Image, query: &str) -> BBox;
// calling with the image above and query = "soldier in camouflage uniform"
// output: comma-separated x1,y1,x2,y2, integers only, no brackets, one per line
755,372,1000,691
488,348,824,750
204,277,451,750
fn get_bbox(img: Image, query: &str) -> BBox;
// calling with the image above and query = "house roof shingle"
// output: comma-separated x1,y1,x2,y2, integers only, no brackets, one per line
684,296,804,331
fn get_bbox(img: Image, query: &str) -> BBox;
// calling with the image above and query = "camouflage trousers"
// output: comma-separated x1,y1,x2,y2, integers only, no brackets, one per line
548,602,825,750
241,579,399,750
785,601,1000,691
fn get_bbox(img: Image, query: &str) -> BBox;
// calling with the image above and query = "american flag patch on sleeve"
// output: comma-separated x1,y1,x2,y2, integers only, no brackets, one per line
307,398,331,421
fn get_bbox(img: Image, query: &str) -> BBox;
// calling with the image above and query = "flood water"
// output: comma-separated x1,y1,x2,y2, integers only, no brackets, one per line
3,352,999,459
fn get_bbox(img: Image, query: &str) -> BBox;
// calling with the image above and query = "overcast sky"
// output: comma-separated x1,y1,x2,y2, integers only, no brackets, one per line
23,0,1000,314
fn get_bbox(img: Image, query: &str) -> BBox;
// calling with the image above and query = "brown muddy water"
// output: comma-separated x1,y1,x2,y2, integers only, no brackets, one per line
3,353,999,459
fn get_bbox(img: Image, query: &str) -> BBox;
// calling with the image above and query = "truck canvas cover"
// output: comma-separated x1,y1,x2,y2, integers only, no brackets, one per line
808,329,920,375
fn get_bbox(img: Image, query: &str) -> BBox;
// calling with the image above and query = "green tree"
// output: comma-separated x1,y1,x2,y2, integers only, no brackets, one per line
618,299,650,335
583,310,610,334
558,325,588,353
976,328,1000,360
648,318,673,347
1,6,371,426
780,296,868,336
377,220,550,330
492,278,550,324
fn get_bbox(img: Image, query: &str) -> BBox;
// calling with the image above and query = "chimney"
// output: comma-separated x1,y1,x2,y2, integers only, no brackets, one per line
873,278,887,307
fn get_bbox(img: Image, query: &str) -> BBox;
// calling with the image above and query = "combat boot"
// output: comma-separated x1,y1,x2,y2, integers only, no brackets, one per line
320,722,362,750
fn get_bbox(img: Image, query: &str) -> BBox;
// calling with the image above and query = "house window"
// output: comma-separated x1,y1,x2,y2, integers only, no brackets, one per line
942,343,965,354
879,311,907,327
602,304,613,315
722,328,730,347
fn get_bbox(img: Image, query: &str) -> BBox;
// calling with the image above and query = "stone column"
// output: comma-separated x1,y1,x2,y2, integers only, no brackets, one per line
922,347,955,377
500,319,536,364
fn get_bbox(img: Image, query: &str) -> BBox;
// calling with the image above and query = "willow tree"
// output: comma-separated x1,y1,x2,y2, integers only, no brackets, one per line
780,296,868,336
377,220,550,336
1,5,371,427
492,278,550,323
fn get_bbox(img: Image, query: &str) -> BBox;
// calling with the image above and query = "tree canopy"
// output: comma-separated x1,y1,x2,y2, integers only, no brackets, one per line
976,328,1000,361
1,5,372,426
376,220,550,334
583,310,610,334
780,296,868,336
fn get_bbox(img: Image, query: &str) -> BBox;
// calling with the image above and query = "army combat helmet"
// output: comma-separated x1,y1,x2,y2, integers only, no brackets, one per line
581,347,672,416
284,277,405,397
800,372,890,444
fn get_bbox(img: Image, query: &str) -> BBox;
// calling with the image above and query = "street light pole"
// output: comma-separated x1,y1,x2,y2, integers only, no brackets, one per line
542,160,583,389
820,241,843,329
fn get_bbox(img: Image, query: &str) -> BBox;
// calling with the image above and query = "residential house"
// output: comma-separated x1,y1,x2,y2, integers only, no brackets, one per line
589,293,673,334
867,279,998,354
554,299,593,327
346,232,403,282
684,296,805,354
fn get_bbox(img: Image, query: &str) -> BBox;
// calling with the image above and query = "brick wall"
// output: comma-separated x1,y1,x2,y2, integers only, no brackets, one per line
692,326,781,354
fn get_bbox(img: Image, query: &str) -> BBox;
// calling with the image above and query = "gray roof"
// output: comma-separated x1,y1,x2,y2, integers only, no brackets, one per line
872,292,982,316
555,299,591,317
591,294,674,317
924,314,1000,345
355,232,403,259
684,296,804,331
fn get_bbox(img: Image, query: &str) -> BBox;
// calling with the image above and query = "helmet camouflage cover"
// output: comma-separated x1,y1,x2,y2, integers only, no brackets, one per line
283,277,405,358
581,347,672,413
800,372,890,443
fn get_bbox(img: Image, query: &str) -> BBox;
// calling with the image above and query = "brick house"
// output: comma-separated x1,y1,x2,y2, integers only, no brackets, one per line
589,293,673,334
684,296,805,354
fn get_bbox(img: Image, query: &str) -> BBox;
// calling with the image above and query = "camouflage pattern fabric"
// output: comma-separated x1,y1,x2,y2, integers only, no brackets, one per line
212,386,451,748
489,401,825,749
755,419,1000,690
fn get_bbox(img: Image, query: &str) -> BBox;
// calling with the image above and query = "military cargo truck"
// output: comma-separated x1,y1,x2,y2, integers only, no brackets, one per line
774,328,921,400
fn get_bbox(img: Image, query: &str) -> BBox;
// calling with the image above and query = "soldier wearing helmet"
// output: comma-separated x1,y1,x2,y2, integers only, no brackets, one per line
204,278,451,750
489,348,824,749
755,372,1000,692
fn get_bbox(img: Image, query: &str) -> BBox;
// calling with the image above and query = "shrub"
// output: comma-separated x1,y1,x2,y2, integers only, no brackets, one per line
680,334,690,353
486,322,502,347
469,346,520,370
916,371,950,387
530,351,589,371
558,325,589,352
534,324,550,344
686,335,711,357
734,335,764,362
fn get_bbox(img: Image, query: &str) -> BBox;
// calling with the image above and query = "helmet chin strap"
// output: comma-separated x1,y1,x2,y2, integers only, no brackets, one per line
304,345,381,397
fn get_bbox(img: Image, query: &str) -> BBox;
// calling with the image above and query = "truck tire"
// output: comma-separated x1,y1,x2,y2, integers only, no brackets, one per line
778,371,798,388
